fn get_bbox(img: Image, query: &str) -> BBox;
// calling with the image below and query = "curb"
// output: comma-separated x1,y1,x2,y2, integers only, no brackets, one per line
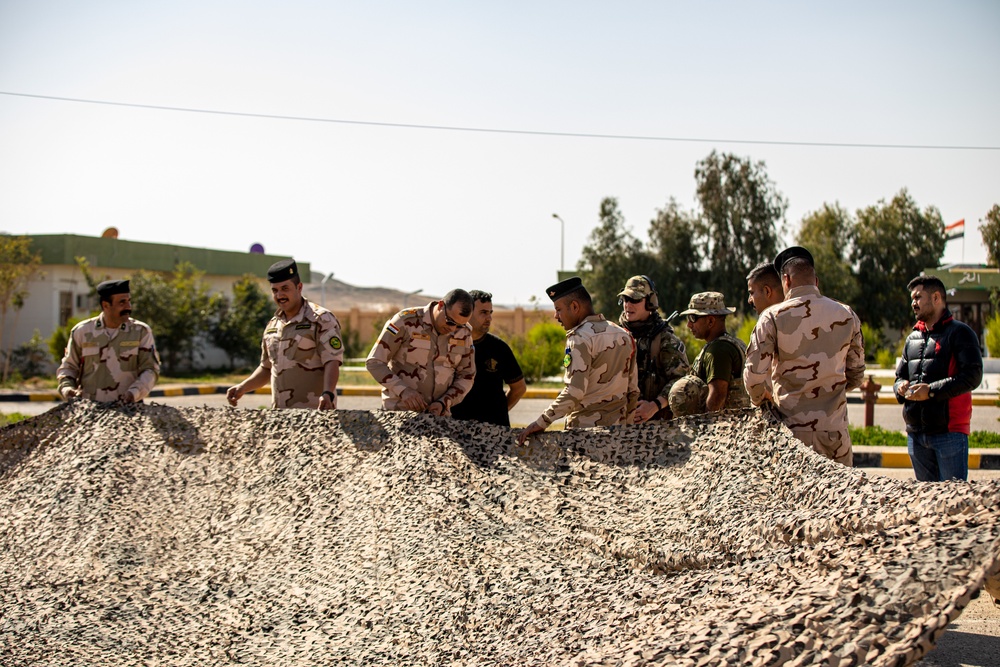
852,449,1000,470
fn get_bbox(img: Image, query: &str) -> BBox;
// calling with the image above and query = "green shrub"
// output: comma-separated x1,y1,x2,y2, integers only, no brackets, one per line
971,431,1000,448
511,321,566,383
860,322,884,362
985,314,1000,358
673,324,705,365
875,347,897,370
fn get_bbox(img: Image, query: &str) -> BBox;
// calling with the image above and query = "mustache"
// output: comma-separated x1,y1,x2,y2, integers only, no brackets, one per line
120,309,132,316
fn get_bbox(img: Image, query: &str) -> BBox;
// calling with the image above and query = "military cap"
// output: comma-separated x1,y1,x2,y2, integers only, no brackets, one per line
668,375,708,417
773,246,814,273
678,292,735,317
267,259,299,283
96,279,130,300
618,275,656,300
546,276,584,302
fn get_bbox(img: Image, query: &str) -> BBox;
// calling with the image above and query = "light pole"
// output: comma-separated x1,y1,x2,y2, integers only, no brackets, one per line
551,213,565,272
404,289,422,308
320,272,334,308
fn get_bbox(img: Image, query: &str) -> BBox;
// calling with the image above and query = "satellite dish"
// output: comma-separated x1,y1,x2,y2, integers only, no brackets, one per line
250,243,265,254
101,227,119,239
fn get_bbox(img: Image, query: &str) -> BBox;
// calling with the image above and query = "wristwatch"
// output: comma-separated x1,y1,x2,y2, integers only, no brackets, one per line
321,390,336,402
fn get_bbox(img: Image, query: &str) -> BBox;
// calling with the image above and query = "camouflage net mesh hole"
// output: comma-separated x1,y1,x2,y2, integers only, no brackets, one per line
1,402,999,666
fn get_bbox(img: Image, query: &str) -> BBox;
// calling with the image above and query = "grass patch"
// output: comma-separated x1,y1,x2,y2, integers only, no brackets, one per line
0,412,30,427
850,426,1000,449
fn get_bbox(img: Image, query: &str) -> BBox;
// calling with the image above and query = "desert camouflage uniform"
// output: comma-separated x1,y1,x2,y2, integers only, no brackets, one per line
533,315,639,430
57,315,160,402
366,303,476,413
261,300,344,409
743,284,865,465
619,313,690,418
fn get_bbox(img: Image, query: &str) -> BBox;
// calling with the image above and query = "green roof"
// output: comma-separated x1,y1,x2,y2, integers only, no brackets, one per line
26,234,311,281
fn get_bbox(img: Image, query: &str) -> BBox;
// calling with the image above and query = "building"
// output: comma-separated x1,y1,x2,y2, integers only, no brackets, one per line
923,264,998,352
8,233,307,369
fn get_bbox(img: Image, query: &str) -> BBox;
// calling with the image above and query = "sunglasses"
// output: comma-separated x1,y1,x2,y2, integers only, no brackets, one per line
687,314,705,323
618,296,643,305
443,310,462,327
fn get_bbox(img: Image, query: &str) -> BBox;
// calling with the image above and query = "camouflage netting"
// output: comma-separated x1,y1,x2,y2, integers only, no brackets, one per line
1,402,999,666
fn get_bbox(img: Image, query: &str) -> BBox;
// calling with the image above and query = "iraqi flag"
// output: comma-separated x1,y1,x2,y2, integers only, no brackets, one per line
945,219,965,241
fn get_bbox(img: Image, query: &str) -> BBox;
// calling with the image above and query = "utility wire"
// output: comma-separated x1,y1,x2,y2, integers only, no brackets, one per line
2,90,998,151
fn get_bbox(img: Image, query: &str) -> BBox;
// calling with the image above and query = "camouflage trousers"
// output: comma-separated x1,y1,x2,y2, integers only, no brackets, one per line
791,429,853,467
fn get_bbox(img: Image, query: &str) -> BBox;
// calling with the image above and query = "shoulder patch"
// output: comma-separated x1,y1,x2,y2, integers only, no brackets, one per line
329,336,342,350
563,352,572,368
386,323,400,335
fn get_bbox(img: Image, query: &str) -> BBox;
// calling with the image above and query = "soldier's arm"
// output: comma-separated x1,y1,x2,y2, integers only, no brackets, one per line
435,339,476,411
743,315,776,406
506,378,527,411
626,338,640,417
656,336,690,406
893,333,912,402
500,343,526,410
531,340,589,429
126,327,160,401
844,311,866,392
316,313,345,409
228,329,273,406
365,315,411,398
56,325,84,399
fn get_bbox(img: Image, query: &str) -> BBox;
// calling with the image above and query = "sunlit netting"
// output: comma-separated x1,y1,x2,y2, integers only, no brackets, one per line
1,402,998,666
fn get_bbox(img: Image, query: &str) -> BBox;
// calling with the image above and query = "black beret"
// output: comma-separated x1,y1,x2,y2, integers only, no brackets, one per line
96,279,129,299
546,276,584,302
267,259,299,283
773,246,814,273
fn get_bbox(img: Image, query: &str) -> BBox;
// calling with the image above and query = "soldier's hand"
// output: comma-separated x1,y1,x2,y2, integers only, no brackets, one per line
905,383,931,401
122,391,137,404
632,400,660,424
896,380,910,398
399,389,427,412
60,387,81,401
318,392,335,411
517,421,545,446
226,384,244,407
427,400,445,416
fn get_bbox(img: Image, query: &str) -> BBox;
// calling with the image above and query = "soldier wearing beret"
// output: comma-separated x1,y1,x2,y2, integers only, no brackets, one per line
227,259,344,410
57,279,160,403
616,275,690,423
743,246,866,466
669,291,750,416
365,289,477,415
517,277,638,444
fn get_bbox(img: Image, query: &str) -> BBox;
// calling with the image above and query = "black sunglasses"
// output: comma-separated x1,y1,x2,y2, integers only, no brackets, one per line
618,296,643,305
686,314,705,323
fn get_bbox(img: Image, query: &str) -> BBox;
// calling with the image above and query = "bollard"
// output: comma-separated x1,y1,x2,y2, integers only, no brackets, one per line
859,374,882,428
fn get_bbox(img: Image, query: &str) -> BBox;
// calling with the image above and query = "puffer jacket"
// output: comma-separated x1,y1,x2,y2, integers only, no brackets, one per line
894,310,983,435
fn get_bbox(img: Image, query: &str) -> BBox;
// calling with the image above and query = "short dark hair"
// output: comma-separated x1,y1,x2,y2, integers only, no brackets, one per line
907,275,947,302
443,289,475,317
781,257,814,279
746,262,781,288
561,285,592,307
468,290,493,305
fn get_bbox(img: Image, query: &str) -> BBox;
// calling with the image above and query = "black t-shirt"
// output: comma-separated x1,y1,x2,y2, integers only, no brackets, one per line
451,333,524,427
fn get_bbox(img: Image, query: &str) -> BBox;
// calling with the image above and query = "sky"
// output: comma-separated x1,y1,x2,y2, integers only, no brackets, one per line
1,1,998,307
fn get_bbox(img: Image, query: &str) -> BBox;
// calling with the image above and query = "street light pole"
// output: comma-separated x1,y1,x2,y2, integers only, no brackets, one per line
321,272,334,308
551,213,565,272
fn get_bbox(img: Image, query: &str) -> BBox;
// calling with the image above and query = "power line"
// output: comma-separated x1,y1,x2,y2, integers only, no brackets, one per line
2,90,999,151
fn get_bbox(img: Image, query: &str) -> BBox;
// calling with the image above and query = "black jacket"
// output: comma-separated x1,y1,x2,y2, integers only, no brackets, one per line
894,310,983,435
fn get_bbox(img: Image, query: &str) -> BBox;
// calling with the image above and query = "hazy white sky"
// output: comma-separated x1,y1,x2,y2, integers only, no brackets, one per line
1,1,997,305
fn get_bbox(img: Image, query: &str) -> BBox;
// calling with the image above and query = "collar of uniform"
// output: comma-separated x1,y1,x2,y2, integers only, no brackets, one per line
96,313,129,330
277,299,315,324
569,313,605,334
786,284,821,300
420,301,437,331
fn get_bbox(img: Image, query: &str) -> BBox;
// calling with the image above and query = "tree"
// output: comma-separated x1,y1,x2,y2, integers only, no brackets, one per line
128,262,223,373
981,204,1000,268
576,197,647,317
851,189,946,330
647,198,706,315
795,203,859,305
210,275,274,370
0,235,43,381
694,151,787,312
